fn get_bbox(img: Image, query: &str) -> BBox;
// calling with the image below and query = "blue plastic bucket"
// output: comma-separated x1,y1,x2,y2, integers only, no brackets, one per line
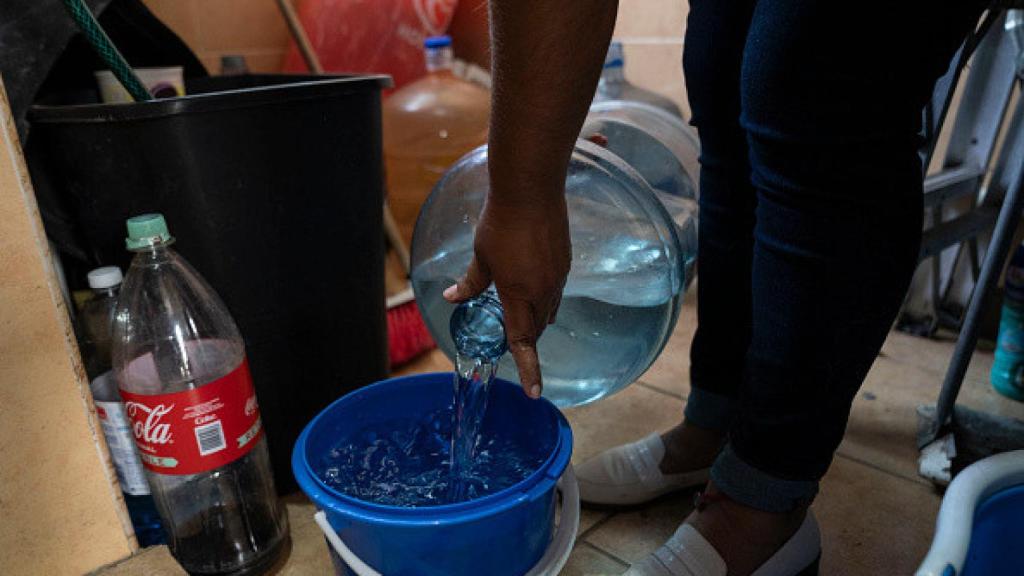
962,485,1024,575
917,450,1024,576
293,372,574,576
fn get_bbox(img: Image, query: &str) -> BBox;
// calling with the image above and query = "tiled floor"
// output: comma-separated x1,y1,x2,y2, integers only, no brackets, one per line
102,291,1024,575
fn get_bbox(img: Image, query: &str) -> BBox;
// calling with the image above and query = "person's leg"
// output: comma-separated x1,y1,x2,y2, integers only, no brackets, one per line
660,0,760,476
687,0,987,573
575,0,766,505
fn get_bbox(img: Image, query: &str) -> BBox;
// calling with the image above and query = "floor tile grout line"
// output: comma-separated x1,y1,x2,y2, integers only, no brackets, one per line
834,451,932,486
578,512,618,540
636,380,687,401
575,540,632,569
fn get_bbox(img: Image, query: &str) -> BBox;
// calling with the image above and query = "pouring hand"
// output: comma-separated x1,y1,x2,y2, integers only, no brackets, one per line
443,195,571,399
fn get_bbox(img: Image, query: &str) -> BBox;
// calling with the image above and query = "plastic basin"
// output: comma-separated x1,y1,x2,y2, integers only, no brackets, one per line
292,372,573,576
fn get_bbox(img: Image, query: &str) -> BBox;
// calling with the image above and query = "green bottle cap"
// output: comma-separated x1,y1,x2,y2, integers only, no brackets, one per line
125,213,175,250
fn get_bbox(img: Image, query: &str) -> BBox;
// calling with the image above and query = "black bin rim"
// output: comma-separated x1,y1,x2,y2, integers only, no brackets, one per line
29,74,393,124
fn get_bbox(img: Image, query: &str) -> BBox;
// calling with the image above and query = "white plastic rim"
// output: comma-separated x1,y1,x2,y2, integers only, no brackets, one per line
916,450,1024,576
314,465,580,576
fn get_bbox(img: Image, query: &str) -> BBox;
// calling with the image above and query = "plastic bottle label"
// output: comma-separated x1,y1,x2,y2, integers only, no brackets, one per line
95,396,151,496
1005,245,1024,302
120,359,264,476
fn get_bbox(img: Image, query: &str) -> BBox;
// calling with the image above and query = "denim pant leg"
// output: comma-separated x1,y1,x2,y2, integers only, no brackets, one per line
682,0,758,432
685,0,985,512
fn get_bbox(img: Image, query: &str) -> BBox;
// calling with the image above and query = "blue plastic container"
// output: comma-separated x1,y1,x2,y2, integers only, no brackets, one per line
962,485,1024,575
917,450,1024,576
293,372,573,576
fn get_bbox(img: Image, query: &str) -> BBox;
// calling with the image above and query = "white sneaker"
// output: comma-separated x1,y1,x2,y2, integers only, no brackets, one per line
625,512,821,576
576,433,710,506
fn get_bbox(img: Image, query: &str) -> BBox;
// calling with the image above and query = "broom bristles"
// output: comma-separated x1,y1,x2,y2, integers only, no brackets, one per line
387,300,436,367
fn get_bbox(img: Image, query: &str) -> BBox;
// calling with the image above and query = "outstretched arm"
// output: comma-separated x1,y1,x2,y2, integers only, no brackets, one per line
444,0,619,398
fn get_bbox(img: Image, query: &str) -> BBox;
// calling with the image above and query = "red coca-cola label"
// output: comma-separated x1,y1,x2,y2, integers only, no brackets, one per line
120,359,263,475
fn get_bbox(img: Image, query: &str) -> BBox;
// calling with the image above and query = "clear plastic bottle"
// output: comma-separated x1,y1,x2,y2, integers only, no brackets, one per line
594,41,684,120
383,35,491,246
79,266,165,547
112,214,288,574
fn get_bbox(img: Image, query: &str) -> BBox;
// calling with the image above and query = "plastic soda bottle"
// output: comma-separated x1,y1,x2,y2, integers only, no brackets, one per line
112,214,289,574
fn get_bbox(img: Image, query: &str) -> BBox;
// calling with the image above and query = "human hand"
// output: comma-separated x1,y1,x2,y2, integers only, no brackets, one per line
443,194,571,399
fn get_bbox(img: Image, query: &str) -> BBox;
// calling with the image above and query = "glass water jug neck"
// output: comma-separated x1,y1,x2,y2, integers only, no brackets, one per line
450,291,508,361
601,63,626,84
601,41,626,84
425,45,454,73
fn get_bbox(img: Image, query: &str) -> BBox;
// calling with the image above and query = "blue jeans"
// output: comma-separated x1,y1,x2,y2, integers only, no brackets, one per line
682,0,986,512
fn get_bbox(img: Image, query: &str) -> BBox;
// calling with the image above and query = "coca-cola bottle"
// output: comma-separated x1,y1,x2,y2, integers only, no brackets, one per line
112,214,289,574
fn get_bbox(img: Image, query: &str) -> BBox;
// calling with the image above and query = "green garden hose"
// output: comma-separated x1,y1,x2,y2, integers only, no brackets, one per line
60,0,152,102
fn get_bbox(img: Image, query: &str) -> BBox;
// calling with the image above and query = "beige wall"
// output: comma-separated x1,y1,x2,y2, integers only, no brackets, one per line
0,81,136,575
614,0,691,119
143,0,293,74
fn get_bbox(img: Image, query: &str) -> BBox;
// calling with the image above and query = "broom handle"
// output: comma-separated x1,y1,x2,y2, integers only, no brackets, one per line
383,204,411,274
61,0,152,101
276,0,324,74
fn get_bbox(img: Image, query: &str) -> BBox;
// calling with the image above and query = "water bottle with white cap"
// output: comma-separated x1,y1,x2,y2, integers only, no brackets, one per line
79,265,166,547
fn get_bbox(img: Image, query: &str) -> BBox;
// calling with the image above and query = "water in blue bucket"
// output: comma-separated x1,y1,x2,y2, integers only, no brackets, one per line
313,366,545,506
314,292,538,507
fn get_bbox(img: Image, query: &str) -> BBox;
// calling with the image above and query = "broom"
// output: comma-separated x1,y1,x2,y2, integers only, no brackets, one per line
381,206,436,367
277,0,436,367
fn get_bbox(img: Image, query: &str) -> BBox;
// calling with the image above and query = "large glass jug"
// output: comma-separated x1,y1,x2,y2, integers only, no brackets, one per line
583,100,701,284
383,36,490,246
594,41,684,120
410,140,690,407
584,100,701,197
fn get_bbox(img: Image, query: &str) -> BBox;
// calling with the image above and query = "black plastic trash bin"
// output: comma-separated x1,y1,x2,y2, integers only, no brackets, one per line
28,75,391,493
